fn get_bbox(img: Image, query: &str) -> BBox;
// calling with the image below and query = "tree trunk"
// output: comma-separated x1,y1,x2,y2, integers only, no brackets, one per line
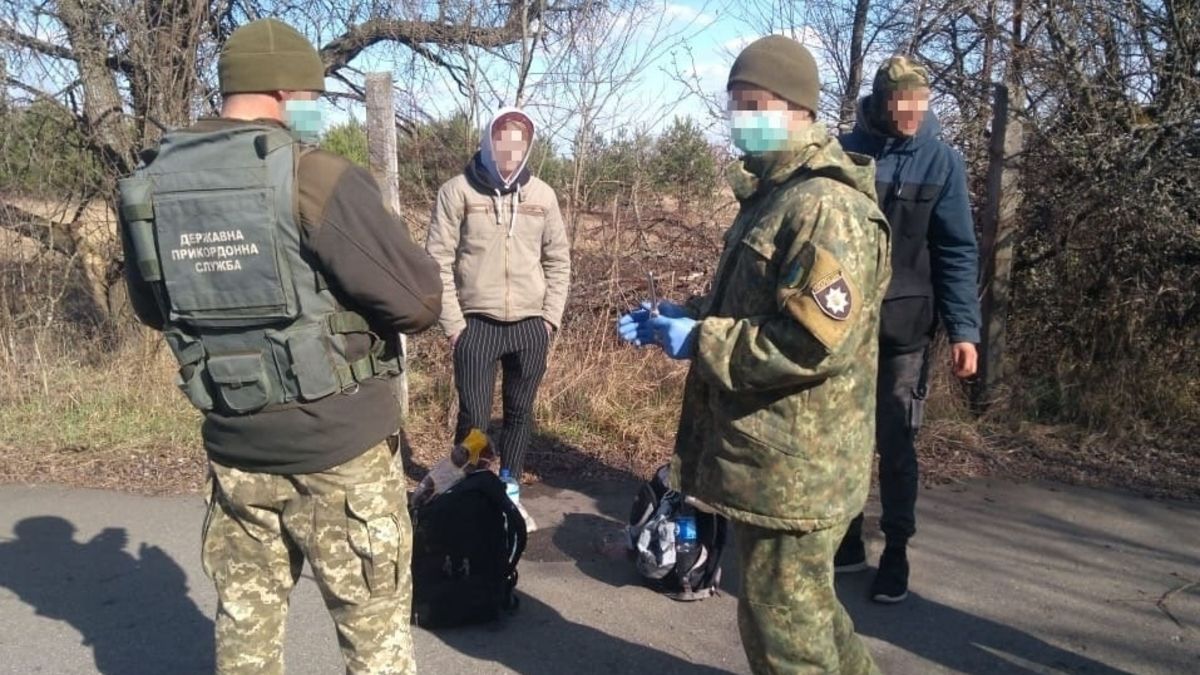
56,0,136,175
975,0,1025,408
839,0,872,130
129,0,209,144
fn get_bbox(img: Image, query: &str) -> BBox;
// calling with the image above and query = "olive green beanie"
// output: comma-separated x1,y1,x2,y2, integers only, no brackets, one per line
218,19,325,94
727,35,820,113
872,55,930,96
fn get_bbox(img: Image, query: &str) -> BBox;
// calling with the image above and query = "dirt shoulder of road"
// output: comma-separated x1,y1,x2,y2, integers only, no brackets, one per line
1,419,1195,502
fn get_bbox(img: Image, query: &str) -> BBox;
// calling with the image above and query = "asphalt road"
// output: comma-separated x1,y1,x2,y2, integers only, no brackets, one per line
0,477,1196,674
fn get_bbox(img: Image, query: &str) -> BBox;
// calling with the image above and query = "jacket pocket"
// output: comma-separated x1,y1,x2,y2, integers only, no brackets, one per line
515,204,546,243
713,235,778,315
715,388,809,456
880,296,935,353
463,204,499,239
706,393,860,526
887,182,940,242
206,352,272,414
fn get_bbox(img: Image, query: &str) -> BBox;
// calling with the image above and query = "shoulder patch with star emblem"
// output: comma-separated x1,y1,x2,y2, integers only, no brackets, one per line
811,271,853,320
779,243,861,352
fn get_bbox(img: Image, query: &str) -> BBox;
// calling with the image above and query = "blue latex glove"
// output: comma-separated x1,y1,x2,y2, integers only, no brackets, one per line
644,313,697,359
617,301,692,346
617,302,654,346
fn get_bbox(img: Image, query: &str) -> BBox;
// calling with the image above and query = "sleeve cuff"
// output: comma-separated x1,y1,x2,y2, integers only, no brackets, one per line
542,310,564,331
947,326,981,344
441,318,467,337
694,317,733,383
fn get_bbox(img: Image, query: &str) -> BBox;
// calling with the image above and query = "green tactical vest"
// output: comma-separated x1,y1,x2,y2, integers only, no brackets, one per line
117,124,400,415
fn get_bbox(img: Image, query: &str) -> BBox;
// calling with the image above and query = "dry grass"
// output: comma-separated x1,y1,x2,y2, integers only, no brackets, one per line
398,311,689,485
0,204,700,493
2,314,1195,500
0,204,1195,500
913,342,1198,500
0,314,690,494
0,329,205,494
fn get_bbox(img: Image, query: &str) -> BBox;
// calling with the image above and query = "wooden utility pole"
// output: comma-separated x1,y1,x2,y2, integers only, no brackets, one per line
975,0,1025,408
365,72,409,420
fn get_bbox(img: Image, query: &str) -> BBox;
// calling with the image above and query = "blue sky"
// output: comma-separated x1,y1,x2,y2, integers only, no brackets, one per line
331,1,788,145
368,0,848,149
6,0,831,148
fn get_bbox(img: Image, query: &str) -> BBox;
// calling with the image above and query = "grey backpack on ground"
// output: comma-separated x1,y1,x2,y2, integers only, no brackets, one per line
627,464,728,601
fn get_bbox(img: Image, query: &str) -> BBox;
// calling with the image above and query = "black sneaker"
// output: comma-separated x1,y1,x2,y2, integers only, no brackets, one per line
834,535,868,573
871,546,909,603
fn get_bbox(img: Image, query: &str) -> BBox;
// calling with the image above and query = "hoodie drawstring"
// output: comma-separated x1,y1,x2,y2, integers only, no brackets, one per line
493,188,520,237
508,189,520,237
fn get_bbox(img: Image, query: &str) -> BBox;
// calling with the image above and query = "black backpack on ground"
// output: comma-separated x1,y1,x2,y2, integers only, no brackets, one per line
409,470,527,628
627,464,728,601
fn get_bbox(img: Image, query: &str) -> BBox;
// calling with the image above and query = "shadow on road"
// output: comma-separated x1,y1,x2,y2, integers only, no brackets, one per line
427,592,736,675
837,565,1136,674
531,477,1144,675
0,516,213,674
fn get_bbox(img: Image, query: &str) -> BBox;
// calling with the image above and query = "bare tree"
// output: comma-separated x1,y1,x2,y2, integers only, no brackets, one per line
533,0,702,240
728,0,908,127
839,0,874,125
0,0,569,323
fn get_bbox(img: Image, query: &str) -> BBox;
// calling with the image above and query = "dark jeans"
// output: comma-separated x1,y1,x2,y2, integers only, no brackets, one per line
452,315,549,479
846,348,931,549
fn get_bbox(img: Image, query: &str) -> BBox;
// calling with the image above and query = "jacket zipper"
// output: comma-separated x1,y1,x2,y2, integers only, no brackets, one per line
499,190,511,319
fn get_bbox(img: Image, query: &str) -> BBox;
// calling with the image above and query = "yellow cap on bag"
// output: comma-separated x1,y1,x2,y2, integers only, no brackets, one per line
461,429,489,463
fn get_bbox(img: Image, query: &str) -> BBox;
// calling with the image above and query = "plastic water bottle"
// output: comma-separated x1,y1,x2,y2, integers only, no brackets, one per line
500,468,520,506
674,513,701,588
675,514,698,555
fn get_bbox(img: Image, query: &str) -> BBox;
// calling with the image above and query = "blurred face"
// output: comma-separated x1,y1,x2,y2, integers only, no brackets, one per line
728,84,793,114
886,87,930,137
727,84,813,154
493,121,530,179
279,90,323,142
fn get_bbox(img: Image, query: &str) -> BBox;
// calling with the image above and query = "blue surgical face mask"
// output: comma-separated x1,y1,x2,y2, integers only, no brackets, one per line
730,110,792,154
283,99,324,143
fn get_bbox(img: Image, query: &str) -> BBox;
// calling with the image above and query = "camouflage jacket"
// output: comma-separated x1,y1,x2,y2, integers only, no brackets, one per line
670,124,892,531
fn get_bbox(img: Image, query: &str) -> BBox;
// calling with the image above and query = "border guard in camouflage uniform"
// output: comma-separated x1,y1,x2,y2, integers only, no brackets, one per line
619,36,891,674
118,18,441,674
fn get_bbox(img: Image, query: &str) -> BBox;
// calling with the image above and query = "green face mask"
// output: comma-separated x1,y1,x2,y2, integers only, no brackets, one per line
283,99,324,143
730,110,792,154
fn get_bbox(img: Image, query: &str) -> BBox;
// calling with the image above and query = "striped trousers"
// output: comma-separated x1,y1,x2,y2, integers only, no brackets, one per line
453,315,549,479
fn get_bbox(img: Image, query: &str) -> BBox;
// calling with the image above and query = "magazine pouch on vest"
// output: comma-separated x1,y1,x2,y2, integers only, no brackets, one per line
118,125,400,415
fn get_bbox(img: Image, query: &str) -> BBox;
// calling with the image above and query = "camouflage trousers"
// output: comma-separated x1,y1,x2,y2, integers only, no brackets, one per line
202,441,415,675
734,520,880,675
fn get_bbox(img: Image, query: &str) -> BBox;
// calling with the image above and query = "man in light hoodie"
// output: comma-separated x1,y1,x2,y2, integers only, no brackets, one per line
426,107,570,513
